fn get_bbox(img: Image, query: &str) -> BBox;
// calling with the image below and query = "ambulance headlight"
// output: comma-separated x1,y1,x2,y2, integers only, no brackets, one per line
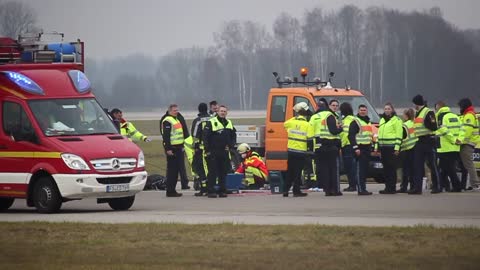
61,153,90,170
137,151,145,168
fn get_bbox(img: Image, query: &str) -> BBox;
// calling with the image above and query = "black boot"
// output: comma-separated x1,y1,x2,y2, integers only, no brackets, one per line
194,187,207,197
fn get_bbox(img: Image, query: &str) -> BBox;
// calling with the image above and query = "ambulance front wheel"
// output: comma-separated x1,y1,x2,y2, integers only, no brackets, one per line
107,196,135,211
33,177,62,213
0,197,14,211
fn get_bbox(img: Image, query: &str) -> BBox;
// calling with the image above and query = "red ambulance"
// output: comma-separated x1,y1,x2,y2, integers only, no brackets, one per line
0,33,147,213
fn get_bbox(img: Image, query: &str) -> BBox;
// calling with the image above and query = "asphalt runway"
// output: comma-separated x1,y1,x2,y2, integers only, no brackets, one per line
2,184,480,227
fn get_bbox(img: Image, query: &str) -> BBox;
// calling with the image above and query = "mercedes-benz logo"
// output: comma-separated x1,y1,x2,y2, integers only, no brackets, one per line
111,158,121,170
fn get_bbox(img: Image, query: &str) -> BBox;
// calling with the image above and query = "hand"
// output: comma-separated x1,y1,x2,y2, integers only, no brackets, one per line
394,150,399,156
355,149,361,156
166,150,173,156
144,137,152,142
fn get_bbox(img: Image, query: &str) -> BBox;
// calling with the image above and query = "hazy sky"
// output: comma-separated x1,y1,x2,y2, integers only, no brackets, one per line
20,0,480,60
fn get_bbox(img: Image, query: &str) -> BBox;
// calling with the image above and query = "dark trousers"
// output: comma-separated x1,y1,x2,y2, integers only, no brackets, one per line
355,146,370,192
400,148,415,190
458,158,469,190
285,152,306,193
413,142,440,192
317,145,340,194
380,146,399,192
206,150,230,194
342,146,356,189
166,147,185,194
314,157,323,189
438,152,462,191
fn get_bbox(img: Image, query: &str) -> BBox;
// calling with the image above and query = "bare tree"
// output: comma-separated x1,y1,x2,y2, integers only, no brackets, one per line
273,12,303,75
0,1,38,38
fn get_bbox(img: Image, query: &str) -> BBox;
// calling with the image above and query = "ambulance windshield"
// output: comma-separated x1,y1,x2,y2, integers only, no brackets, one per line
29,98,118,136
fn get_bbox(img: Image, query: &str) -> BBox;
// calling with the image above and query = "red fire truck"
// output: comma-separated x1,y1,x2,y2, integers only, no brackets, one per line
0,33,147,213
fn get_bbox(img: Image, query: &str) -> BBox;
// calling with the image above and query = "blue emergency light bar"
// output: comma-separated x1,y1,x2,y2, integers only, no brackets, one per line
2,71,44,95
68,70,91,93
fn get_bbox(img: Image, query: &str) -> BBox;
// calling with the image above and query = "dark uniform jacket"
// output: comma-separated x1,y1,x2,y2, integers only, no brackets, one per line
191,112,211,148
203,116,236,154
415,106,438,145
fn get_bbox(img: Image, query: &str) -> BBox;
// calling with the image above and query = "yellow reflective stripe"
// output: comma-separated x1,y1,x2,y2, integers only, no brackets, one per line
0,151,61,158
288,137,308,142
288,148,308,153
290,130,307,136
0,85,26,99
0,190,26,196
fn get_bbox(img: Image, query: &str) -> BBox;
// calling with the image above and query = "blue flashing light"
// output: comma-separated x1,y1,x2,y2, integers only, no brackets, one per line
3,71,44,95
68,70,91,93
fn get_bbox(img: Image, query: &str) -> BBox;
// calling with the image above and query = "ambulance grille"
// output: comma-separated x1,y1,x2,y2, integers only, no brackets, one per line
96,177,132,185
90,157,136,171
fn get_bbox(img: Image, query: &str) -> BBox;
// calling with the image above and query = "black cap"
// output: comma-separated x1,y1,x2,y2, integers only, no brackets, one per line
110,108,122,114
198,102,208,113
458,98,472,111
412,95,425,106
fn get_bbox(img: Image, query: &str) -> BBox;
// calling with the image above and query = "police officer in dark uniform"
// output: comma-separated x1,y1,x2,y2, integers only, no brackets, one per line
191,103,211,196
410,95,439,194
161,104,187,197
203,105,236,198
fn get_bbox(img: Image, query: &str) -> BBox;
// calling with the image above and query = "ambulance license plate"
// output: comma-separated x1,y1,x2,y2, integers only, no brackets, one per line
106,184,129,193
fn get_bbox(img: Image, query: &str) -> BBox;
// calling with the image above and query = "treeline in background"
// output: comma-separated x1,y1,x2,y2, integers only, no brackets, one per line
2,2,480,110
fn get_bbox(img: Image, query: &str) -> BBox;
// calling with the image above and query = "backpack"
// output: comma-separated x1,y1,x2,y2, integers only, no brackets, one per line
144,174,166,190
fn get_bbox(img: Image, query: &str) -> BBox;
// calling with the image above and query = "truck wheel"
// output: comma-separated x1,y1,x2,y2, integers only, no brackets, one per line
0,198,14,211
33,177,62,213
108,196,135,211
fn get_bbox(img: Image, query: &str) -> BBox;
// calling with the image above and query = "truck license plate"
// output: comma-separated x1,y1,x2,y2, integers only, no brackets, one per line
373,162,383,169
106,184,129,193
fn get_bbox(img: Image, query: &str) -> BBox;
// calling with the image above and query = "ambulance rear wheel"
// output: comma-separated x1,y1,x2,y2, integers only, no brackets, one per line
0,198,14,211
108,196,135,211
33,177,62,213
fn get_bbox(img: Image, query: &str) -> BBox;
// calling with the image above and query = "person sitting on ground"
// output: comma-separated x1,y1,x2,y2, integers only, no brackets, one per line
235,143,268,189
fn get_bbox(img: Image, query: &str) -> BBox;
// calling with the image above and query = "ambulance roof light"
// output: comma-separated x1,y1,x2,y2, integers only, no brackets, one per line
2,71,44,95
68,70,91,93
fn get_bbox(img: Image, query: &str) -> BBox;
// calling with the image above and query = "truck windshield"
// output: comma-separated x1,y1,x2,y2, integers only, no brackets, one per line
29,98,118,136
314,96,380,123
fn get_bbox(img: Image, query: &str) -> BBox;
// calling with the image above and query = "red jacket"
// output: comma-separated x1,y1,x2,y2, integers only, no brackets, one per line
236,151,268,176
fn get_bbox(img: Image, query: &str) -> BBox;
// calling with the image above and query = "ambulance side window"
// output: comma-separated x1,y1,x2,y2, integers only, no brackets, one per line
2,102,36,143
270,96,287,122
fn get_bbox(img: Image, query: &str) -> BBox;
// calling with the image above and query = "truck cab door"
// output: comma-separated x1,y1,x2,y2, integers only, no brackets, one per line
0,101,38,198
265,95,288,171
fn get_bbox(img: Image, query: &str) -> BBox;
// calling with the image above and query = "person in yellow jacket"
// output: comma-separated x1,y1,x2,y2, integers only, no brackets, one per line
339,102,358,192
398,108,418,193
284,102,314,197
375,103,403,194
161,104,187,197
458,98,480,190
434,101,464,192
411,94,440,194
310,101,344,196
110,108,151,142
